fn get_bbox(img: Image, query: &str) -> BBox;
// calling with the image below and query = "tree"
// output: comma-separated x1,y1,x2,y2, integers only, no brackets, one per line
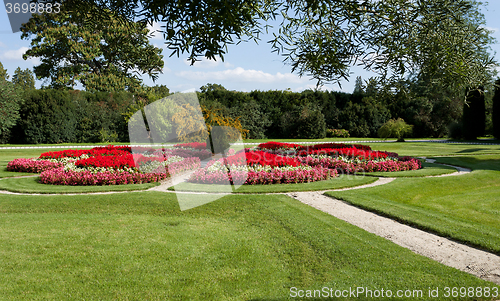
20,4,164,92
12,67,35,91
0,61,8,81
353,76,364,94
378,118,413,142
494,79,500,139
200,83,228,93
44,0,495,94
0,78,22,143
463,87,486,139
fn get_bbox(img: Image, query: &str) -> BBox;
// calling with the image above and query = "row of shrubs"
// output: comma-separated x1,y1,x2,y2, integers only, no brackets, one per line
3,84,489,144
9,89,134,144
197,87,463,139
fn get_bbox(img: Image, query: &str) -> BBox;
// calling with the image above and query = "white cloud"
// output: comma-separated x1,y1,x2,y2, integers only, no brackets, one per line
1,46,29,60
176,67,308,84
0,41,6,48
181,88,196,93
147,22,164,40
293,84,333,92
183,56,224,69
480,26,498,33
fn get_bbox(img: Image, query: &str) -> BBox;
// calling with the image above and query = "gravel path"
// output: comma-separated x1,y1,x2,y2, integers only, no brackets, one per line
287,190,500,285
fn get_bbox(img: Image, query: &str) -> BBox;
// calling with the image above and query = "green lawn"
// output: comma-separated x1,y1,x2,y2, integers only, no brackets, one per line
0,176,157,194
366,162,457,177
0,192,496,300
170,175,377,193
0,149,50,178
362,142,500,157
0,144,499,299
326,155,500,255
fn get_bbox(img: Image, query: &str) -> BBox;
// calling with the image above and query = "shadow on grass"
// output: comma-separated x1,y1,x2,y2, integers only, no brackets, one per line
434,156,500,172
455,148,490,154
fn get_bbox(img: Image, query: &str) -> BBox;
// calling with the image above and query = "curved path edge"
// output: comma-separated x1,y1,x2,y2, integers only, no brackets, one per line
287,190,500,285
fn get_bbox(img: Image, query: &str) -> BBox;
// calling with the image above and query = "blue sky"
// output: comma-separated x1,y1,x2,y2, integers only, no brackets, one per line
1,2,500,93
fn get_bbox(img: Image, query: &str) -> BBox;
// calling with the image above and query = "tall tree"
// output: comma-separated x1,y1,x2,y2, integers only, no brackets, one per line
353,76,364,94
0,61,8,81
0,78,22,143
12,67,35,91
463,87,486,139
493,79,500,139
20,4,164,92
43,0,496,94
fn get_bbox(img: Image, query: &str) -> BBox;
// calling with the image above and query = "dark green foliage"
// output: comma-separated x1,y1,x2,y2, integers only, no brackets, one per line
463,87,486,140
493,79,500,139
326,129,349,138
12,67,35,91
0,79,22,143
297,103,326,139
194,83,466,139
447,121,464,139
229,99,271,139
378,118,413,142
13,89,134,144
0,61,8,81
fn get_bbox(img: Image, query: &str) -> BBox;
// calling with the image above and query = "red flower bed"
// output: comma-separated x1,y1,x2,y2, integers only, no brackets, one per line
174,142,207,150
297,156,422,173
297,142,372,151
75,154,135,169
39,145,135,160
188,166,336,185
39,167,168,185
7,158,64,173
223,150,302,167
39,149,91,159
297,147,390,160
257,141,302,150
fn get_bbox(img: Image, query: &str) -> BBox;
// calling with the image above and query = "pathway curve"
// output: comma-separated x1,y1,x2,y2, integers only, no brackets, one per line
2,159,500,285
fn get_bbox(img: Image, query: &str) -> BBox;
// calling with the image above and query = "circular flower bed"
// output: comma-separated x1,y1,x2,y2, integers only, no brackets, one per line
7,141,422,186
7,145,201,186
186,141,422,185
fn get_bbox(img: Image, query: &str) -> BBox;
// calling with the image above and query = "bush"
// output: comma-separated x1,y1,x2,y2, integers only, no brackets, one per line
378,118,413,142
297,103,326,139
493,79,500,139
463,87,486,140
447,121,463,139
13,89,134,144
229,99,271,139
326,129,350,138
0,79,23,143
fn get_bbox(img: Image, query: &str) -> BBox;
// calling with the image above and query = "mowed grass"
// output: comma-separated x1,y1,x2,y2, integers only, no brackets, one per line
0,149,49,178
170,175,377,193
361,142,500,157
0,176,157,194
326,155,500,255
366,162,457,178
0,192,497,300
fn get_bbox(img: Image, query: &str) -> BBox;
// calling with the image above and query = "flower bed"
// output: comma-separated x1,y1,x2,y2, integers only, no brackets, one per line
8,142,422,186
297,156,422,174
8,145,200,186
7,158,64,173
186,141,422,185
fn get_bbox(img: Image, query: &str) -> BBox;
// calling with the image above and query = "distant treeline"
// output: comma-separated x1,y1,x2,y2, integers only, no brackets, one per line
3,85,485,144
